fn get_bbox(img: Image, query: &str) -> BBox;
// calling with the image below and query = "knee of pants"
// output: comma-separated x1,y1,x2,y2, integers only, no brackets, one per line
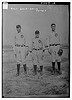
51,54,55,62
16,55,21,62
16,60,21,64
39,59,43,65
57,57,61,62
32,55,38,65
22,61,26,65
52,58,55,62
33,59,38,65
56,53,61,62
21,57,26,64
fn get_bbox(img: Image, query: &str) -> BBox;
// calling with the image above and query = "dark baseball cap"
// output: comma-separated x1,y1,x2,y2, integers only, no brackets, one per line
51,23,56,27
16,25,21,28
35,30,40,34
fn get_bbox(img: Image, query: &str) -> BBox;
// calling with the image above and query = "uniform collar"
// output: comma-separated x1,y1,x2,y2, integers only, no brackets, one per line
35,37,39,39
52,31,56,33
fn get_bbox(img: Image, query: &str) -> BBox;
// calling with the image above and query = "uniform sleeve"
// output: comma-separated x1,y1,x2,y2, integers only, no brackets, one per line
40,38,44,49
58,33,62,49
14,36,16,46
31,39,34,50
49,33,51,46
14,36,16,47
58,33,61,44
46,37,49,47
13,36,16,54
23,36,26,45
42,40,45,52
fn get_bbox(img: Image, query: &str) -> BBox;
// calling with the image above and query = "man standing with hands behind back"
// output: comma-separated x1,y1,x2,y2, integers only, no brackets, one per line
31,30,44,76
13,25,28,76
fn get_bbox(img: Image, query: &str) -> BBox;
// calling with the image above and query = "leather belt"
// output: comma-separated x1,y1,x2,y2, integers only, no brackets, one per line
50,44,60,46
15,44,26,47
45,45,49,48
33,48,42,50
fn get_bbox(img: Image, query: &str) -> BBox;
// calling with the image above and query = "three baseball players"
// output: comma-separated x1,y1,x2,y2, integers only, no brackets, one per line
14,24,62,76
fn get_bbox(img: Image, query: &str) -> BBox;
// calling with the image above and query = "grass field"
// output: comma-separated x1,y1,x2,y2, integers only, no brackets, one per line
2,46,69,98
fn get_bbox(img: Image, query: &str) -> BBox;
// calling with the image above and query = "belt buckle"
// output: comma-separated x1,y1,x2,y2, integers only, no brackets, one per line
21,45,23,47
52,44,54,46
24,45,26,47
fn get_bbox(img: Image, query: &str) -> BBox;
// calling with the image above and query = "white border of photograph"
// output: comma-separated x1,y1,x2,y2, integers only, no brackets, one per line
0,0,71,100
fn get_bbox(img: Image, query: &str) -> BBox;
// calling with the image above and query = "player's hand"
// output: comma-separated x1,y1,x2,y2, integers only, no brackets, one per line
26,51,29,56
48,48,52,55
43,49,45,52
30,51,32,53
45,45,48,48
41,55,44,60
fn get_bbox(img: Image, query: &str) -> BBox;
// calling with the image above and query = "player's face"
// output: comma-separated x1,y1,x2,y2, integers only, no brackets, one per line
17,27,21,33
51,25,56,31
35,34,39,38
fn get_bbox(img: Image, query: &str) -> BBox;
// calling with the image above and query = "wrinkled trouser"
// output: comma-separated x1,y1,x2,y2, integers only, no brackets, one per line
32,50,43,66
15,46,27,64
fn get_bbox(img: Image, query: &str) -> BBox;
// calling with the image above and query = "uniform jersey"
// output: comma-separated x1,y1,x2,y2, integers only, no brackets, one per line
15,32,26,45
49,32,60,45
31,37,44,66
14,32,27,64
32,38,43,50
49,31,61,62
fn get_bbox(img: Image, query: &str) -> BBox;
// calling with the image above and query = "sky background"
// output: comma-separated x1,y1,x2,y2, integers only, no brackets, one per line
3,4,69,47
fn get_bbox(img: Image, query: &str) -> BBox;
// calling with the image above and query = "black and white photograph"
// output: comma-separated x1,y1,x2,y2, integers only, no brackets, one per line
2,2,70,98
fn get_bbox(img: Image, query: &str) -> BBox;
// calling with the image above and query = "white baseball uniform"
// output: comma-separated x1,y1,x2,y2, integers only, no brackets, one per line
31,37,43,66
49,32,61,62
14,32,27,64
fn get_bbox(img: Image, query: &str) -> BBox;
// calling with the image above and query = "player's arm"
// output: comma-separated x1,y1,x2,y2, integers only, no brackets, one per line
14,36,16,46
58,33,61,48
45,37,50,49
27,39,34,54
13,36,16,56
13,36,16,49
58,34,60,44
40,39,45,52
47,34,52,54
43,35,50,52
49,33,51,47
31,39,34,50
23,36,26,45
40,39,44,49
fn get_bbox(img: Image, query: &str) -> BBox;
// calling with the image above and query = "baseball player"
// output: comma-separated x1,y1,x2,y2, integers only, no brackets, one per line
48,23,62,74
14,25,28,76
31,30,44,76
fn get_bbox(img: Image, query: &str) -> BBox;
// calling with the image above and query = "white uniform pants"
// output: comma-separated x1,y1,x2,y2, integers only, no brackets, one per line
15,46,27,64
32,50,43,66
50,45,61,62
